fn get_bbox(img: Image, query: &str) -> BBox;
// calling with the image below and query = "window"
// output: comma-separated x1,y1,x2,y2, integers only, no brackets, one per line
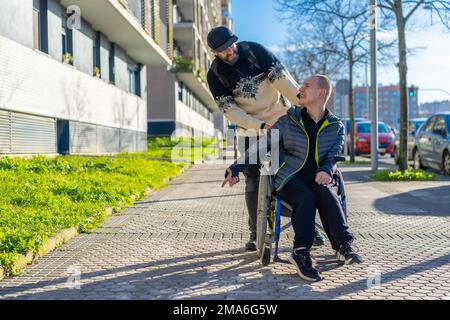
33,0,48,53
433,116,446,135
62,21,73,64
422,117,436,132
109,43,116,84
128,64,141,97
357,123,390,133
178,82,183,101
93,31,101,77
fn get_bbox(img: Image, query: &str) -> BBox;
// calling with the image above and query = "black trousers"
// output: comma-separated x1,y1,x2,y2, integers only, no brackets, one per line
282,173,354,251
240,136,261,240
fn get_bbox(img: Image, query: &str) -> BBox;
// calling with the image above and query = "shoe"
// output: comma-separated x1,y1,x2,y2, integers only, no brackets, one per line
313,228,326,247
245,240,257,251
336,244,364,265
288,248,322,282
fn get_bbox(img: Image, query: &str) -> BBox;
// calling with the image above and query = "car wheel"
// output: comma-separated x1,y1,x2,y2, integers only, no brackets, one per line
443,151,450,176
413,149,424,170
394,147,399,164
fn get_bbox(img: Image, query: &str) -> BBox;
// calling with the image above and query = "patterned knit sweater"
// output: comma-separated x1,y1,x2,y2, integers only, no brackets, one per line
207,42,300,135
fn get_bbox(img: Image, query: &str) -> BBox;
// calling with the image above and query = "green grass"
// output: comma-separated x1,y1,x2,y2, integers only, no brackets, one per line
0,150,187,274
341,160,371,165
145,136,218,162
370,169,439,181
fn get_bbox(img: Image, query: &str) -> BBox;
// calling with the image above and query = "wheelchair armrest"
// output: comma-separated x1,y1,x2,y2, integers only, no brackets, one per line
334,156,346,163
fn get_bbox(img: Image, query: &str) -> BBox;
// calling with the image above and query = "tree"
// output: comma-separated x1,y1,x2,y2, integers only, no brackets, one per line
376,0,450,171
283,17,346,81
276,0,372,162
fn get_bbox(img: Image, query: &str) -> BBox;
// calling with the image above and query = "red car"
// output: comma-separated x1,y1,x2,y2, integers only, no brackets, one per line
353,121,395,157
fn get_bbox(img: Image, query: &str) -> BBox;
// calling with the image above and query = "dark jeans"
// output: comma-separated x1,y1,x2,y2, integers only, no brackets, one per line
240,136,261,240
282,173,354,251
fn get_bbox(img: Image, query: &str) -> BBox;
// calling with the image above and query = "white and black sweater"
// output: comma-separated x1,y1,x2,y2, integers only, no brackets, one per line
207,41,300,134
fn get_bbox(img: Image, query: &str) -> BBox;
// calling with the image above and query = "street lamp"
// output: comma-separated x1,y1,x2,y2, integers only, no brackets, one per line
369,0,378,172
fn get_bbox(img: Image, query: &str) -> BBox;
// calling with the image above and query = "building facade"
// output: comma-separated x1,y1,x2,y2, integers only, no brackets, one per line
353,84,419,129
419,100,450,116
334,82,420,130
147,0,230,137
0,0,170,156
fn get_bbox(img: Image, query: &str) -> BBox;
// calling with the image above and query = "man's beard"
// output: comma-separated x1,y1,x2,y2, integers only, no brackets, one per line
223,52,239,65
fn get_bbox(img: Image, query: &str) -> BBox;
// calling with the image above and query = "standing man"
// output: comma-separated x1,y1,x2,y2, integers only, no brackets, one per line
206,26,325,251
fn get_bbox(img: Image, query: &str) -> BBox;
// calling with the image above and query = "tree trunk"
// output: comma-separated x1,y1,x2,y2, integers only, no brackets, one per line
349,52,355,163
396,1,409,172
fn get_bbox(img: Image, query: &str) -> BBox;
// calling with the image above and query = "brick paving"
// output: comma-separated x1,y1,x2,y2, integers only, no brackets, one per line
0,163,449,300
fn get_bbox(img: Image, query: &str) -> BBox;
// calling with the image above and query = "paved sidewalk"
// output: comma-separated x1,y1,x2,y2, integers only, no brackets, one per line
0,163,449,300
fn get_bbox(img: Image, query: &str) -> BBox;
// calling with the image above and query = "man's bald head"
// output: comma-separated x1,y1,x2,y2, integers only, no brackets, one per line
312,75,333,103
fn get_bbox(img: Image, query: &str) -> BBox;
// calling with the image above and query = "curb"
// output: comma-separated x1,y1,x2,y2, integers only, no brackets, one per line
1,208,113,278
0,164,189,279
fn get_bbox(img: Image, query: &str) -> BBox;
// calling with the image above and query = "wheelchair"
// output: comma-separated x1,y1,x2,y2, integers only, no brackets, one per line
255,157,348,266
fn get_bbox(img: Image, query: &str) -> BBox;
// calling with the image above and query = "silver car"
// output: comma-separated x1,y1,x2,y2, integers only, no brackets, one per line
413,113,450,175
394,118,427,164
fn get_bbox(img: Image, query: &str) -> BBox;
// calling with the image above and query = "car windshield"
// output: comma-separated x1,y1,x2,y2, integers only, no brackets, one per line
358,123,390,133
413,121,425,132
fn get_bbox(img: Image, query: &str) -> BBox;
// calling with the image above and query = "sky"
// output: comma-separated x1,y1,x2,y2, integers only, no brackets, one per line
231,0,450,104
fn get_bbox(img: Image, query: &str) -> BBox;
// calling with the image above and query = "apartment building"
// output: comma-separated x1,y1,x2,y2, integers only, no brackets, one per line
354,84,419,129
147,0,230,137
0,0,171,155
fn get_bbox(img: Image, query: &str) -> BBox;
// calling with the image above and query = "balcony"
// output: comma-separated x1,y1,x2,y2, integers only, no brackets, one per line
173,20,195,53
170,57,218,112
60,0,171,65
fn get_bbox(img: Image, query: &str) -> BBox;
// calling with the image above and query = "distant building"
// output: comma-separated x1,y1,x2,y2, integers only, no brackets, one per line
334,79,350,119
419,100,450,116
353,84,419,129
147,0,228,137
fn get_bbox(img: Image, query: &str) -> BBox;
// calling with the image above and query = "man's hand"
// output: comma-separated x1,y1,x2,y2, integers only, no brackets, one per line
222,168,240,188
263,124,273,130
315,171,332,185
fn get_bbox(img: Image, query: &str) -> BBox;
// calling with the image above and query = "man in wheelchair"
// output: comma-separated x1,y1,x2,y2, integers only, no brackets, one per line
222,75,363,282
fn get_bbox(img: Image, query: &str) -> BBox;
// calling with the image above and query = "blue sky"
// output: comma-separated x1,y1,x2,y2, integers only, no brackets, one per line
232,0,450,104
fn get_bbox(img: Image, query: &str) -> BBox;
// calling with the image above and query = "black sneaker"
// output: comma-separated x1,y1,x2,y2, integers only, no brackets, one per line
245,240,257,251
336,244,364,265
313,228,326,247
288,249,322,282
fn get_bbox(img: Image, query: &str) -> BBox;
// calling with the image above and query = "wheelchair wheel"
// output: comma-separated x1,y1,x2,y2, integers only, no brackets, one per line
256,174,270,259
261,245,271,266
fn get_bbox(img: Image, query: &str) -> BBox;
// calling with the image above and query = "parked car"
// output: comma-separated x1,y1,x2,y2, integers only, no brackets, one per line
394,118,427,164
351,121,395,156
343,118,366,135
413,112,450,175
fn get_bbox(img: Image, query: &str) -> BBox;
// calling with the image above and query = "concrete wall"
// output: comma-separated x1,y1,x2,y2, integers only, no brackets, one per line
147,65,176,120
73,18,94,76
0,0,33,48
176,100,214,136
0,34,146,132
47,0,63,61
100,34,112,83
115,46,129,92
